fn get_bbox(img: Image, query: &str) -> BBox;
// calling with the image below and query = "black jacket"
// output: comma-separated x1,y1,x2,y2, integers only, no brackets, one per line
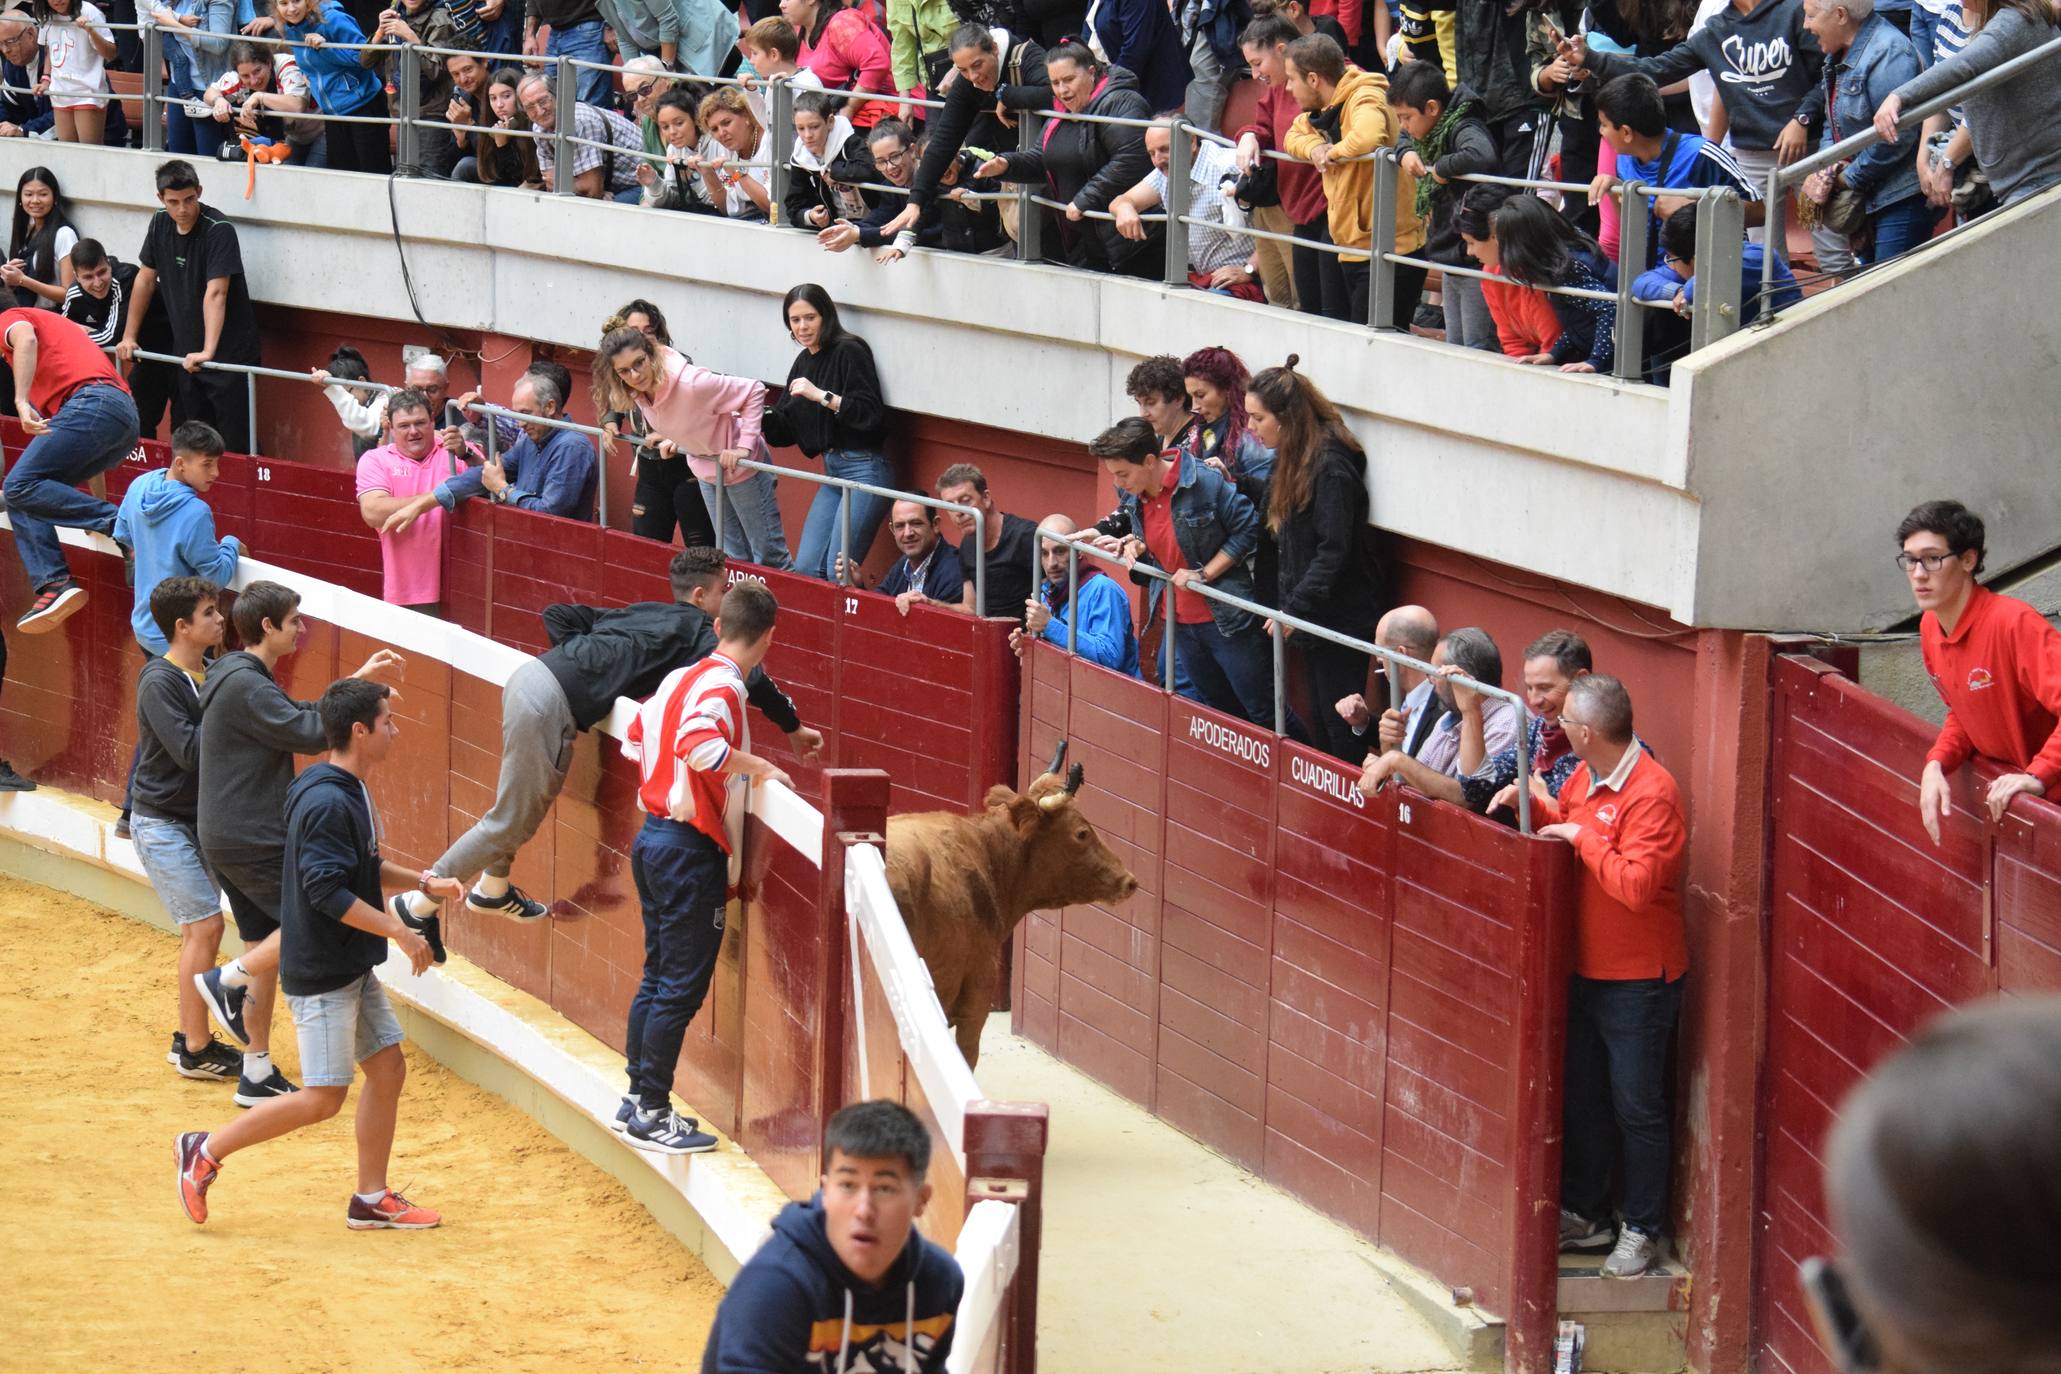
908,29,1051,212
133,657,206,825
279,762,389,997
1458,0,1548,123
782,128,884,232
539,600,802,735
762,334,889,458
850,152,1007,254
997,64,1151,215
1276,438,1385,641
196,651,328,864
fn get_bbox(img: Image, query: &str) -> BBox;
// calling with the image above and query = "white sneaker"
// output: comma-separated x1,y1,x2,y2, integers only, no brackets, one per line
1601,1227,1660,1279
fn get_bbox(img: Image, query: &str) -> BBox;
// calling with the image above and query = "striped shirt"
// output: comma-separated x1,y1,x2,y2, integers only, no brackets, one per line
1934,4,1971,125
623,650,749,852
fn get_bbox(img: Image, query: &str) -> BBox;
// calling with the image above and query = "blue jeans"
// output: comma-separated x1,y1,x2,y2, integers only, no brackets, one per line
793,448,893,582
164,101,229,160
699,468,791,570
1562,973,1685,1237
3,382,137,590
1163,615,1273,727
624,816,727,1113
1863,194,1934,266
1908,3,1943,67
546,20,614,109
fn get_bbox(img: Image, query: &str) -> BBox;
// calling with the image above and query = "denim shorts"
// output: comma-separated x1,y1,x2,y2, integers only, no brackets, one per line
130,816,224,927
287,972,405,1087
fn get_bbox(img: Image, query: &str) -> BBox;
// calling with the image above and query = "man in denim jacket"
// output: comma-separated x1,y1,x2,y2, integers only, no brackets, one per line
1801,0,1927,266
1087,417,1273,725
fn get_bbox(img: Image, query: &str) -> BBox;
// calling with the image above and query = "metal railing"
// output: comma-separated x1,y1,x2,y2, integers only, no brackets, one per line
1757,31,2061,317
1033,528,1537,833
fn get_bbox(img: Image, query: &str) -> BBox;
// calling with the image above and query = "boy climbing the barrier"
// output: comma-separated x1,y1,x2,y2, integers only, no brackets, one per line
177,677,463,1228
387,547,821,959
617,580,790,1156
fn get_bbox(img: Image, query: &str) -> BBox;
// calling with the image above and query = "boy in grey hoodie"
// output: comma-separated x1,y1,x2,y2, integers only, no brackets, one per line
191,579,402,1105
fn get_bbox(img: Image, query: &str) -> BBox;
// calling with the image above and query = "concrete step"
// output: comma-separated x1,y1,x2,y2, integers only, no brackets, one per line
1557,1251,1692,1373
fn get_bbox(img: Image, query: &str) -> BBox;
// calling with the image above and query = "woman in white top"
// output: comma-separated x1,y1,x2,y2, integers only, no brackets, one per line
2,167,79,309
693,85,775,221
33,0,117,144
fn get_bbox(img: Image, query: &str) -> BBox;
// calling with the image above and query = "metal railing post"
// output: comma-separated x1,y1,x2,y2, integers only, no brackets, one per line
1065,544,1078,655
1693,190,1744,350
1270,622,1287,737
1368,149,1399,329
1761,164,1781,317
1516,708,1533,836
1161,606,1178,692
246,373,258,455
395,40,422,177
972,509,987,616
838,487,851,583
768,78,793,221
594,434,609,526
1016,114,1042,264
714,468,728,554
1162,117,1189,288
1613,181,1649,381
551,55,575,195
142,19,164,152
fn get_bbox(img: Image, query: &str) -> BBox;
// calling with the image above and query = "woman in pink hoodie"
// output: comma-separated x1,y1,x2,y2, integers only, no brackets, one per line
592,326,791,569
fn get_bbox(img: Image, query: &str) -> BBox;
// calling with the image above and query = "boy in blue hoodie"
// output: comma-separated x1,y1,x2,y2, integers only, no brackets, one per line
113,421,241,836
701,1100,965,1373
1632,202,1803,328
177,677,461,1230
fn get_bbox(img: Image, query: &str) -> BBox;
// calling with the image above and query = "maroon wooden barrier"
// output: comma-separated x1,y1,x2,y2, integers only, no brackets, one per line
1012,639,1576,1370
1756,653,2061,1374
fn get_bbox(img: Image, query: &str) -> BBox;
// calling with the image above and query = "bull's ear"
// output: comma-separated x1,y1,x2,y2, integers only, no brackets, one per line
1007,793,1045,834
983,784,1020,814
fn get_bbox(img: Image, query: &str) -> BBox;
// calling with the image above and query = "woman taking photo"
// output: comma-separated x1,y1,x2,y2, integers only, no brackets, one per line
638,88,720,214
592,325,791,569
762,284,892,583
976,39,1155,277
3,167,78,309
1245,355,1385,764
601,300,716,550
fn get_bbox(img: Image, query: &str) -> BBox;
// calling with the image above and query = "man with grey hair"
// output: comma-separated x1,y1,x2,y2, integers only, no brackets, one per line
315,351,461,449
517,72,646,201
379,373,598,523
1336,604,1439,757
1357,627,1520,801
1532,670,1687,1280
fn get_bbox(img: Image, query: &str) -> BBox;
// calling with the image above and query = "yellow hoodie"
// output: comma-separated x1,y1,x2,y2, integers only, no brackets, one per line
1283,64,1425,264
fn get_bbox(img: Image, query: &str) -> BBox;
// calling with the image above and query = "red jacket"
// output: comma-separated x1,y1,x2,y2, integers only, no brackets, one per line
1482,269,1562,359
1537,744,1689,982
1237,82,1328,227
1923,584,2061,791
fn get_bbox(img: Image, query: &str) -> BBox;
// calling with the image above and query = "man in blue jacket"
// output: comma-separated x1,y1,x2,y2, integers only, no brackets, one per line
701,1100,965,1373
177,677,463,1230
1017,513,1141,677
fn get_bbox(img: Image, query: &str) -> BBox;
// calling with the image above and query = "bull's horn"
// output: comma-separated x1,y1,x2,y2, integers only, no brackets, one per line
1064,763,1084,795
1046,740,1068,776
1037,791,1066,812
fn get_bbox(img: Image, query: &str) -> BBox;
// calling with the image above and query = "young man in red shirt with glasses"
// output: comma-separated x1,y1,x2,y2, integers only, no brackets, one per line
1900,500,2061,845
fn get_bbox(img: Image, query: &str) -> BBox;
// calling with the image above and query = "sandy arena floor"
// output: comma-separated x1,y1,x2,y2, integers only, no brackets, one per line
0,876,724,1372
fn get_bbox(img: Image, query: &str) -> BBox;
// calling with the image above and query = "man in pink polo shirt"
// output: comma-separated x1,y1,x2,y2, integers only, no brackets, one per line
353,388,468,613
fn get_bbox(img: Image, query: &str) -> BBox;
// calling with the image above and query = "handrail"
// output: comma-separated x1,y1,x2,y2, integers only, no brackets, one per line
1757,31,2061,316
1034,527,1536,832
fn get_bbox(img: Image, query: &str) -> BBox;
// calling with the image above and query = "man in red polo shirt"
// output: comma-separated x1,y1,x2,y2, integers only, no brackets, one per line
2,307,140,632
1533,672,1688,1281
1900,500,2061,845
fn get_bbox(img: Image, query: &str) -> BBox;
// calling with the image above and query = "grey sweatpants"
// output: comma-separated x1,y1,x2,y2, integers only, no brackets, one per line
433,657,577,884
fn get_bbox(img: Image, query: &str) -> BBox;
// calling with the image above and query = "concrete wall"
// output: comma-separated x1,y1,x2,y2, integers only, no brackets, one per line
1679,188,2061,633
19,143,1699,618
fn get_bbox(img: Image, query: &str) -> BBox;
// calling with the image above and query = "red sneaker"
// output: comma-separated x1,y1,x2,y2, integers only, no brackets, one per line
17,583,87,635
176,1131,218,1224
347,1190,441,1230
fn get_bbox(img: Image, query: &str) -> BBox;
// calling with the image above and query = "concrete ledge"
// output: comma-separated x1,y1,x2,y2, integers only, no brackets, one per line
0,785,786,1285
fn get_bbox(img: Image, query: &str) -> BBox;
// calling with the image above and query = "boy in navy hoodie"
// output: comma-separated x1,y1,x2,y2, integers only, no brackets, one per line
701,1100,965,1373
177,677,462,1230
113,421,242,835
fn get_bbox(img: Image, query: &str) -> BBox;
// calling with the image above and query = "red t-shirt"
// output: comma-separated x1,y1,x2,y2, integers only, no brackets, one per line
0,308,129,416
1137,451,1212,625
1923,585,2061,791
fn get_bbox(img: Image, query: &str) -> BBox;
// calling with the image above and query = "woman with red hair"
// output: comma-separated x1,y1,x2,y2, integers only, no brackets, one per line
1178,346,1274,486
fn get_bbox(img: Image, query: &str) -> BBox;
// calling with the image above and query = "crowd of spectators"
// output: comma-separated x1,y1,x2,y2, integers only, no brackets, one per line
7,0,2055,373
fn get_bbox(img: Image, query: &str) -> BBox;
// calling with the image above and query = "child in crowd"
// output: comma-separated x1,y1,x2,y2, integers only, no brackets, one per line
1632,203,1802,376
1491,193,1617,373
638,89,723,215
33,0,117,144
1389,62,1499,350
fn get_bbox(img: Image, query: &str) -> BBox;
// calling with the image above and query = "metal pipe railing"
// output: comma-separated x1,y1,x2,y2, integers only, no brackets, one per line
1034,528,1537,833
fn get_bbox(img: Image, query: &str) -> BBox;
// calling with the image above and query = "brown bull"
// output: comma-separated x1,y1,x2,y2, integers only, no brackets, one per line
887,743,1137,1069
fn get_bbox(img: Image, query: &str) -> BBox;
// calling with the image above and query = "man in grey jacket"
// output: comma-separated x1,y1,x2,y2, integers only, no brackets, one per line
192,579,401,1106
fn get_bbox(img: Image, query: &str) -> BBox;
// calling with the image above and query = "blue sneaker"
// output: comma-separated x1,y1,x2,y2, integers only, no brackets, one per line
466,885,551,921
624,1109,716,1155
233,1068,300,1108
195,967,250,1047
610,1095,637,1133
389,894,446,965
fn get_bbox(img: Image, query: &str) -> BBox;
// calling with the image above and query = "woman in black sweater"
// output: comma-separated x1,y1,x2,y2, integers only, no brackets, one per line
761,284,893,584
1246,355,1388,764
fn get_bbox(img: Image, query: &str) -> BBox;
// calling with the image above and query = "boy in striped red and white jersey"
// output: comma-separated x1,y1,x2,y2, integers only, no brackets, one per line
618,581,793,1155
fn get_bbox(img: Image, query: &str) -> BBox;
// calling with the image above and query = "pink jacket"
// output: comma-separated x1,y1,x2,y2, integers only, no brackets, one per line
634,346,767,485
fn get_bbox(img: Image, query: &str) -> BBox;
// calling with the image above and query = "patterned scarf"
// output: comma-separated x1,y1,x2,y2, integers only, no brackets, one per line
1411,97,1478,222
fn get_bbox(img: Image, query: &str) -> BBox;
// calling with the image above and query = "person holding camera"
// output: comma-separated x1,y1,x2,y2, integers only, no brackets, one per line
201,41,323,164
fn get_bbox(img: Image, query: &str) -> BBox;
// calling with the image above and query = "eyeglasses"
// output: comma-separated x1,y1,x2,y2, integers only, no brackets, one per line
873,146,913,169
1894,552,1959,573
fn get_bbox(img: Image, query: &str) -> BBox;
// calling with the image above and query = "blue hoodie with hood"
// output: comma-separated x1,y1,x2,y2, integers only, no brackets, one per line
114,467,242,656
701,1192,963,1374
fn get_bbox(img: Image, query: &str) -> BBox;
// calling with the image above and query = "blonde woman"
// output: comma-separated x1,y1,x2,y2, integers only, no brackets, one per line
694,86,774,221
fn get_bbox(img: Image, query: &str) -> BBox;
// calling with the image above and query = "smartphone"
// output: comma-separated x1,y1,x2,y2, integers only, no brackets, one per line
1798,1257,1880,1373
